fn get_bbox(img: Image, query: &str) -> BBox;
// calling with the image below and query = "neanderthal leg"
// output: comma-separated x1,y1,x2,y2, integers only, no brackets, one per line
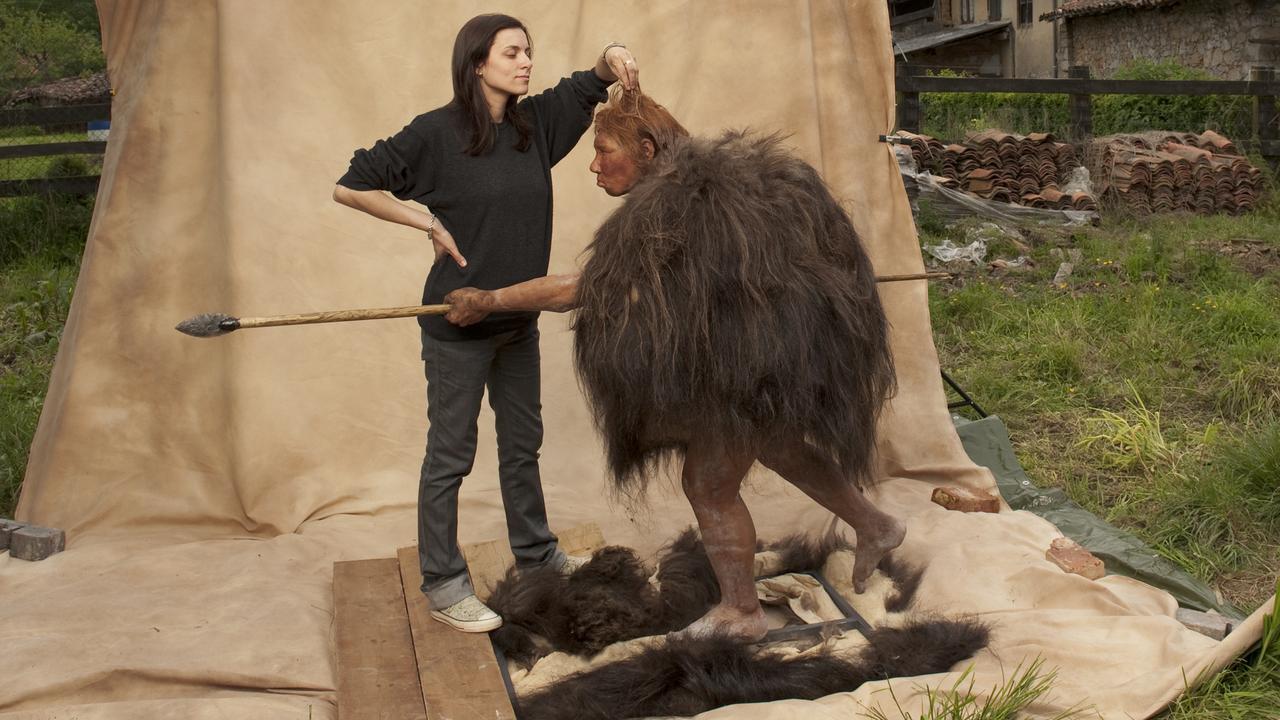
671,437,769,641
758,439,905,593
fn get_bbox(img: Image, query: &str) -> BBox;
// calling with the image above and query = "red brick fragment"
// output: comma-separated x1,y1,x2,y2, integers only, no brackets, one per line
1046,537,1105,580
930,486,1000,513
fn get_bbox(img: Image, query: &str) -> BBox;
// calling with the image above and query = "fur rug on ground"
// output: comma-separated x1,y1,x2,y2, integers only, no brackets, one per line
516,619,991,720
490,530,990,718
487,528,921,667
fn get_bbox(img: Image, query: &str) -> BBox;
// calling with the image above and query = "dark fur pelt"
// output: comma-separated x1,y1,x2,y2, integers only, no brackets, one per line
767,531,856,575
488,547,665,666
488,529,866,667
879,552,926,613
518,617,990,720
573,131,897,494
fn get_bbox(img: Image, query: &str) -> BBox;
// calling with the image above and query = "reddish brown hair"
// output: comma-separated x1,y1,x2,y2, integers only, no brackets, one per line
593,88,689,168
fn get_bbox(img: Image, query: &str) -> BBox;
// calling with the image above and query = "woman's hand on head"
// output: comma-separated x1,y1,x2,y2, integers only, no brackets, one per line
444,287,492,326
599,44,639,91
430,221,467,268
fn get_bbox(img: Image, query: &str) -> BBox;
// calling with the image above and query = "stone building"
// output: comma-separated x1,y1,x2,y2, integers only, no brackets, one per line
1042,0,1280,80
891,0,1058,77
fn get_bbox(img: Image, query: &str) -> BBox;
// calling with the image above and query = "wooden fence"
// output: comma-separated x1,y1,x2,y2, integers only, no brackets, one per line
0,102,111,197
896,65,1280,162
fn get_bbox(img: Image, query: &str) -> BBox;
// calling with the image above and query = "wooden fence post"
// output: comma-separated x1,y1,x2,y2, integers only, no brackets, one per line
1069,65,1092,143
1252,65,1277,164
897,63,921,133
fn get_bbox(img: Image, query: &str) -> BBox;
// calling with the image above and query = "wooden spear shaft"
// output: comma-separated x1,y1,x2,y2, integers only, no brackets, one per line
177,272,950,337
235,303,452,329
238,272,950,324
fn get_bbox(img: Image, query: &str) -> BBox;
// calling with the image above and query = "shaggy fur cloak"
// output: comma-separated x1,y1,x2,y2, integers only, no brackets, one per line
574,131,896,492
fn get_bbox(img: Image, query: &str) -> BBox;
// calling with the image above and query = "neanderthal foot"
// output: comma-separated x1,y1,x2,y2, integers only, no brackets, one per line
853,516,907,593
669,603,768,642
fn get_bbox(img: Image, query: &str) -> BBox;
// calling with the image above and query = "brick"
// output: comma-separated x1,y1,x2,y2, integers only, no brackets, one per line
1175,608,1233,641
10,525,65,561
0,518,26,551
1045,537,1105,580
931,486,1001,513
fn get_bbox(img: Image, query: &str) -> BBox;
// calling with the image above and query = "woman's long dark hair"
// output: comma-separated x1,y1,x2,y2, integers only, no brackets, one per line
450,14,533,156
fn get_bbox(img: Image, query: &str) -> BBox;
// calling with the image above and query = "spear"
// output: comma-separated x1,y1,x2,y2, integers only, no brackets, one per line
175,272,950,338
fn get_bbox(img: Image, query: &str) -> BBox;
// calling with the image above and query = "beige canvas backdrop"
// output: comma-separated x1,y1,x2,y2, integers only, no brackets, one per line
1,1,1270,718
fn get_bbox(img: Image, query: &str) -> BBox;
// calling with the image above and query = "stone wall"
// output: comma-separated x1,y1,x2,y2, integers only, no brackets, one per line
1057,0,1280,79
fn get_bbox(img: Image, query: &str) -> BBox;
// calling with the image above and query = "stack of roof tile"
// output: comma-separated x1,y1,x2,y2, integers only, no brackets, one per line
897,131,946,172
1088,131,1263,215
901,130,1096,211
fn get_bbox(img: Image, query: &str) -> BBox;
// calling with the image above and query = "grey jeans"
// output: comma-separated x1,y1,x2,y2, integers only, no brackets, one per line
418,322,564,609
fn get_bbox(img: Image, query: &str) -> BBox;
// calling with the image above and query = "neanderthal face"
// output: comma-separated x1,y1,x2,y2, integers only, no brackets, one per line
589,132,654,197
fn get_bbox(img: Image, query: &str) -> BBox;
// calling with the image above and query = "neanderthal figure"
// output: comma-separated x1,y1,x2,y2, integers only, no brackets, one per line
445,91,903,641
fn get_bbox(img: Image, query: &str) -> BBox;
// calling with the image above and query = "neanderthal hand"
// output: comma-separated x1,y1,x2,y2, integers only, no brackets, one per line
599,45,640,91
444,287,492,326
430,220,467,268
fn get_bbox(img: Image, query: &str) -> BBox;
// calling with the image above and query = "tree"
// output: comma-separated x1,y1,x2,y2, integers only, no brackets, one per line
0,2,105,97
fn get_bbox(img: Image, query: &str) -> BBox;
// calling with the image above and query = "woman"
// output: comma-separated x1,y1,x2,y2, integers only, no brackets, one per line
333,13,638,633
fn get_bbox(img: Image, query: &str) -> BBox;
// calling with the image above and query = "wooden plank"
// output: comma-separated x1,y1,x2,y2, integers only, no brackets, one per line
0,176,100,197
896,76,1280,96
334,559,427,720
889,6,935,27
0,141,106,160
0,103,111,127
396,546,516,720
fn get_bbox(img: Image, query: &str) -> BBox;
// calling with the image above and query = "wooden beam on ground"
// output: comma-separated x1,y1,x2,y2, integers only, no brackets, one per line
396,546,517,720
334,558,427,720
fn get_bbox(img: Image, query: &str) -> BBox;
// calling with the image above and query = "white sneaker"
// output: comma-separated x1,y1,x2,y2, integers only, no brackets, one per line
559,554,591,576
429,594,503,633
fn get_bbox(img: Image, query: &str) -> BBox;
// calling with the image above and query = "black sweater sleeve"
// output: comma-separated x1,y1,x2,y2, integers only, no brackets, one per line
520,69,611,167
336,119,436,201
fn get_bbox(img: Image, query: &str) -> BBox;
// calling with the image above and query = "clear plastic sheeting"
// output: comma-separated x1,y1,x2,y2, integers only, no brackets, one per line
893,136,1100,226
924,236,988,264
917,170,1098,226
1062,165,1096,196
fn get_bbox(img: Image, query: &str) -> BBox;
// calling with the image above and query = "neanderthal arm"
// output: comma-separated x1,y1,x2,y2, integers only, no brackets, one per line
444,274,581,326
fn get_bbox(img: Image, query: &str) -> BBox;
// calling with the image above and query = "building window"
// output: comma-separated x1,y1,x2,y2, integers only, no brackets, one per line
989,0,1002,20
889,0,936,24
961,0,975,24
1017,0,1033,24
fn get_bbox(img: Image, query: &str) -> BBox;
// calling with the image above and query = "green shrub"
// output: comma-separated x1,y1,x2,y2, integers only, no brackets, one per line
42,154,91,178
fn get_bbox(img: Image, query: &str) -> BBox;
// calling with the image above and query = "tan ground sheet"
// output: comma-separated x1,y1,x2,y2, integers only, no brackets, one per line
3,1,1272,718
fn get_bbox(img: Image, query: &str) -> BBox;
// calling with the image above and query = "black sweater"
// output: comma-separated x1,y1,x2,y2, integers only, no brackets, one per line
338,70,610,340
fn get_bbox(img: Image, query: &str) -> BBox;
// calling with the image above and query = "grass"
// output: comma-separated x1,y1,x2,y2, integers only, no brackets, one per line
867,658,1093,720
0,193,91,517
928,200,1280,717
1164,580,1280,719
